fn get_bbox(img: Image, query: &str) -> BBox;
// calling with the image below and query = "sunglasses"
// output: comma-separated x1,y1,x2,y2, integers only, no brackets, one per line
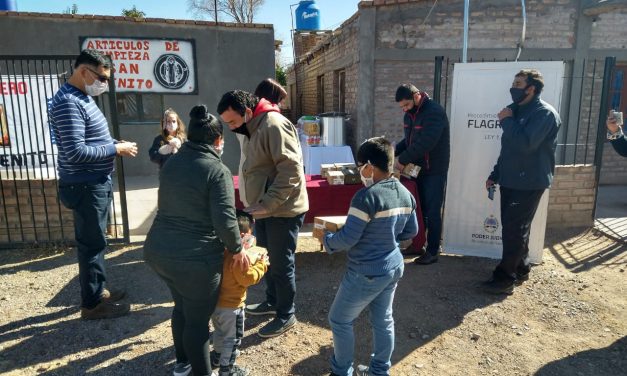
85,67,110,83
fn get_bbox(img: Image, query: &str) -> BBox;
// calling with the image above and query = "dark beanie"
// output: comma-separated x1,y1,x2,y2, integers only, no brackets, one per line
187,104,223,145
356,137,394,173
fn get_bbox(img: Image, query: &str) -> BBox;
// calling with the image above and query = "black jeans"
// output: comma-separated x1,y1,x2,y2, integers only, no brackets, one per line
255,213,305,320
416,174,447,255
146,255,222,376
495,187,544,281
59,179,112,309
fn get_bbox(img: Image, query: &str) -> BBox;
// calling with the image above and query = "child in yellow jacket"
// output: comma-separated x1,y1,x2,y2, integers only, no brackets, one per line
211,211,267,376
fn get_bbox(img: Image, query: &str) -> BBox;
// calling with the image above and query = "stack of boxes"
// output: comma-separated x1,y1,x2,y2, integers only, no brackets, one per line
320,163,360,185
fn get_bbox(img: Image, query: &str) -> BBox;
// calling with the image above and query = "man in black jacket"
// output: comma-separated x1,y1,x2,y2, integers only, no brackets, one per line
394,84,450,265
484,69,561,295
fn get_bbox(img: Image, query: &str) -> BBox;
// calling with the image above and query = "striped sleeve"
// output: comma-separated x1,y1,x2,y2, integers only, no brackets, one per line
53,99,116,163
323,192,371,254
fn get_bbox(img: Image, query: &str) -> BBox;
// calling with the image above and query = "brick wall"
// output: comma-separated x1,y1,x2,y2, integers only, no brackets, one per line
0,179,74,244
293,31,332,59
590,11,627,48
547,165,596,228
373,0,577,50
373,60,436,140
287,15,359,146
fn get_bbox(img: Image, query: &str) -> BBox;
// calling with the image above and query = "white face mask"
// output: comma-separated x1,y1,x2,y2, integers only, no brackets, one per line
360,163,374,188
165,121,178,133
84,79,108,97
213,140,225,156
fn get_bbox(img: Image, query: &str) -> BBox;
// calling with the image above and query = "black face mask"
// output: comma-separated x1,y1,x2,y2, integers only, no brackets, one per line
510,85,531,104
232,123,250,138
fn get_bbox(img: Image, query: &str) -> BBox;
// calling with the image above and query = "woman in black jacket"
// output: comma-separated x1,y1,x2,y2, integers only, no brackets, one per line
144,105,248,376
148,108,187,169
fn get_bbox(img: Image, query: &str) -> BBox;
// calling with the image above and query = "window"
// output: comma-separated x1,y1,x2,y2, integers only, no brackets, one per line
116,93,164,123
317,75,325,114
337,70,346,113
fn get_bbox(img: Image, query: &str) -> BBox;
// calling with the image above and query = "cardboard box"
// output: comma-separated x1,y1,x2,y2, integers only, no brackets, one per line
320,163,336,177
334,162,356,170
313,215,347,243
326,170,344,185
342,167,361,185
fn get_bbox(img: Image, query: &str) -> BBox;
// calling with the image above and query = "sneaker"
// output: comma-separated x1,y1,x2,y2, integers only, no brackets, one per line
481,278,514,295
258,315,297,338
414,252,438,265
211,350,241,369
210,350,220,369
100,288,126,303
81,300,130,320
245,301,276,316
172,362,191,376
219,364,250,376
355,364,370,376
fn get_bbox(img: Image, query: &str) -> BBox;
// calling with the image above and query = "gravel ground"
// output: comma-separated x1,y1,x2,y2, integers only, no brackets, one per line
0,227,625,376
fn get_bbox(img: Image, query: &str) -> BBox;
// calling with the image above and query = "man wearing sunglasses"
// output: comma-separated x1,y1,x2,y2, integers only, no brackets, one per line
50,49,138,320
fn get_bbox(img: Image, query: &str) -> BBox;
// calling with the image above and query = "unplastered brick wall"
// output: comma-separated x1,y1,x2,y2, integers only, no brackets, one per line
590,10,627,49
372,0,577,50
0,179,74,244
373,60,436,140
546,165,596,228
289,15,359,137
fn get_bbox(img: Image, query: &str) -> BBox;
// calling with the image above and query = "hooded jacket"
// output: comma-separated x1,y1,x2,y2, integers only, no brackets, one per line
394,94,451,176
238,99,309,219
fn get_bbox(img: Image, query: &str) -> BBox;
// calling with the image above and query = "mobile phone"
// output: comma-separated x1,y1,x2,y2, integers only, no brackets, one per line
488,185,496,200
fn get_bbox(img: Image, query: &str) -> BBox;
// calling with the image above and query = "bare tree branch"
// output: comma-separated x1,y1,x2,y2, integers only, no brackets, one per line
187,0,264,23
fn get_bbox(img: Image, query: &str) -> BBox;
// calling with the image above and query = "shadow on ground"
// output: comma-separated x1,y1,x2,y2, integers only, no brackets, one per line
535,336,626,375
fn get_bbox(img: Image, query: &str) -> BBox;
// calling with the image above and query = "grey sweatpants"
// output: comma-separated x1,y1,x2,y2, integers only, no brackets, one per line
211,306,245,367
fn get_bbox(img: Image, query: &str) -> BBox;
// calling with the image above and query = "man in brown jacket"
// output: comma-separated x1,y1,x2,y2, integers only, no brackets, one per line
218,90,308,338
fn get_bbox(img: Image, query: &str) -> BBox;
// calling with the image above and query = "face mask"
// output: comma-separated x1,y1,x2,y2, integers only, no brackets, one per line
212,140,225,156
232,112,251,137
165,122,178,133
360,164,374,188
510,86,530,104
84,79,108,97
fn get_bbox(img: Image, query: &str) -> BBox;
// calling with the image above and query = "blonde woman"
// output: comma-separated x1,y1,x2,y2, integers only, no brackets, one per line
149,108,187,169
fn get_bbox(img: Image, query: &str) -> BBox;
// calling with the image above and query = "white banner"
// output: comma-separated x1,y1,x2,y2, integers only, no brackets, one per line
0,75,59,178
81,37,197,94
443,62,565,263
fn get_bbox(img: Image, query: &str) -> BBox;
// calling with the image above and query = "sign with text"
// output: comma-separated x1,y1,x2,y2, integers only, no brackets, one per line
443,61,565,263
0,75,59,178
80,37,197,94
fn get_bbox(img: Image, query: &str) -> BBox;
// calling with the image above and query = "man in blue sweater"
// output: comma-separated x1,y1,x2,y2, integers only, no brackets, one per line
485,69,560,295
50,50,138,319
323,137,418,376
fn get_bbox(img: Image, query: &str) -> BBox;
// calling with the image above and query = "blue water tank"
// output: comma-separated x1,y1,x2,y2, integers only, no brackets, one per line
295,1,320,31
0,0,17,11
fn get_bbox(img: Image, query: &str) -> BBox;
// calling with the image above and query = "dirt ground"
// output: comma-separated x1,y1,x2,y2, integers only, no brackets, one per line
0,227,625,376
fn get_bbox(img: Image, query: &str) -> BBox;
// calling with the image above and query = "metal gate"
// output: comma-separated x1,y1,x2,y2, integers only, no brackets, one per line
0,55,130,247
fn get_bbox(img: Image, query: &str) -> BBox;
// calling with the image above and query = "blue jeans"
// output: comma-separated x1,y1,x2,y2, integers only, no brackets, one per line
416,174,447,255
58,178,112,309
328,264,404,376
255,214,305,320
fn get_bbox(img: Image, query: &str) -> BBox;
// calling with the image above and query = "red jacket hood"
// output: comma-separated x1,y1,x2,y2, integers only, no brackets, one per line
253,98,280,118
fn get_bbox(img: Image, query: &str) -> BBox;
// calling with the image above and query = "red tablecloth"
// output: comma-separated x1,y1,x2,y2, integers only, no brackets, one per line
233,175,426,250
